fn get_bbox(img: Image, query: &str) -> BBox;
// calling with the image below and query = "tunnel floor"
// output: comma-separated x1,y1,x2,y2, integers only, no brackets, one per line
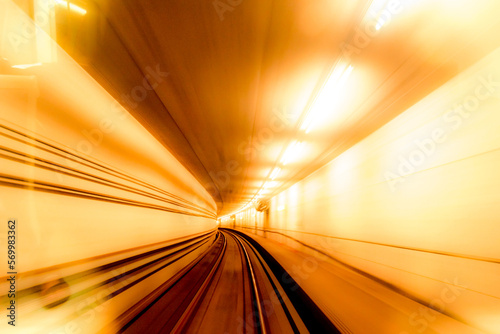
120,229,337,333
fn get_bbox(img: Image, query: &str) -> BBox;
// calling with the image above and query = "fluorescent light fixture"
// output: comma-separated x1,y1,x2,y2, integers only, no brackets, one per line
264,181,278,189
368,0,418,31
301,64,353,134
55,0,87,15
280,140,305,165
11,63,42,69
270,167,281,180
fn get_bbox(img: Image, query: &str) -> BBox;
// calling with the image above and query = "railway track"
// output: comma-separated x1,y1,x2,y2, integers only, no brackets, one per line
120,229,338,333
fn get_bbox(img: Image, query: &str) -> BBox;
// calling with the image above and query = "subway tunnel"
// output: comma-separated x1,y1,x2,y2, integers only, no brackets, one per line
1,0,500,333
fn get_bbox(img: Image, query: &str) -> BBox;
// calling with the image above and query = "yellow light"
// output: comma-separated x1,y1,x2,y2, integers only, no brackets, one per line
277,205,285,211
69,3,86,15
301,64,353,134
11,63,42,69
270,167,281,180
264,181,278,189
280,141,305,165
257,188,268,195
55,0,87,15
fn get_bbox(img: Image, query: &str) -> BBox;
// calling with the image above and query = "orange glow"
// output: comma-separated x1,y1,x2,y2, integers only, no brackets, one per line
229,47,500,334
0,2,216,332
2,0,500,332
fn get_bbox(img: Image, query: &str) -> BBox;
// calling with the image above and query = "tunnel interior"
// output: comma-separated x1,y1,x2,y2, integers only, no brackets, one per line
0,0,499,333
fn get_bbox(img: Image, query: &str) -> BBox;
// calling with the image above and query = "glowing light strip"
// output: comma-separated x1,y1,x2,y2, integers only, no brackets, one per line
55,0,87,15
301,64,353,134
280,140,304,165
270,167,281,180
11,63,42,69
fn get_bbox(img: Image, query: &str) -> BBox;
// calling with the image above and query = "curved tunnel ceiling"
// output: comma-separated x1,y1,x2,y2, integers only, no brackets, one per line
56,0,500,216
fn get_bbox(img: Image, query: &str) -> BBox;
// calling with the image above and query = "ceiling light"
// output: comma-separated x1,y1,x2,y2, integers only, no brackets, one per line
11,63,42,69
257,188,269,195
301,64,353,134
264,181,278,189
55,0,87,15
280,140,305,165
270,167,281,180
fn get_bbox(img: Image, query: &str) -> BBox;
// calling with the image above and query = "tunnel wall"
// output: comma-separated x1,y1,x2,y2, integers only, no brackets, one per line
230,48,500,333
0,1,216,331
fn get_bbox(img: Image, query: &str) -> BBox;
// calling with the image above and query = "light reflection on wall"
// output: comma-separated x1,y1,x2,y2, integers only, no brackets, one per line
228,47,500,333
0,1,216,332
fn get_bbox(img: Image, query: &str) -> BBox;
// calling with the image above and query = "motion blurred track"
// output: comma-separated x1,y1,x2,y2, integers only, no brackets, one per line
121,229,338,334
